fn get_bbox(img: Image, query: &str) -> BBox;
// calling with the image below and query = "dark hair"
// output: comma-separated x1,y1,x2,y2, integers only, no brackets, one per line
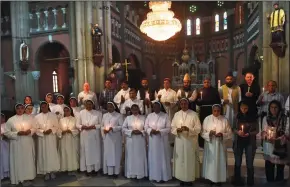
1,113,6,122
39,102,51,113
85,100,96,110
24,95,33,105
107,101,120,113
141,78,148,82
131,104,141,115
121,80,129,85
105,79,112,83
129,88,137,93
268,100,282,116
236,101,256,122
64,106,75,117
153,101,166,113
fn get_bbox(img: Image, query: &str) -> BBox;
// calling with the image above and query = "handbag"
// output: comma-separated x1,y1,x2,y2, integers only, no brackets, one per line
273,139,288,159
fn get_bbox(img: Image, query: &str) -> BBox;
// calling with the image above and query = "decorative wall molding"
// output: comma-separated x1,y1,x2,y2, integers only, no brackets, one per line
247,16,259,33
247,29,259,43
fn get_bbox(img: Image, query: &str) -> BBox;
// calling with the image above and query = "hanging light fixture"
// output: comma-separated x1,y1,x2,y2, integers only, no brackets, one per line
140,1,182,41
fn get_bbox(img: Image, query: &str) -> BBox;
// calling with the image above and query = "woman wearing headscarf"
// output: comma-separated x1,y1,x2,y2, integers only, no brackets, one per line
57,105,79,175
4,104,36,185
122,104,147,179
35,101,60,180
201,104,232,186
261,100,289,182
51,94,66,120
101,101,123,177
145,101,172,183
45,93,56,110
1,113,9,180
69,97,81,119
24,95,39,115
232,101,258,186
76,99,103,175
25,104,35,116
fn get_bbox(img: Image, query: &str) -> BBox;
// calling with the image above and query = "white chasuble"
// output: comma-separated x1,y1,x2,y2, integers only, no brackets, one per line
122,115,148,179
171,110,201,182
120,98,144,115
35,112,60,174
114,88,131,108
76,109,103,172
201,115,232,183
145,112,172,182
51,104,65,120
57,116,79,172
4,114,36,184
157,88,178,121
101,112,124,175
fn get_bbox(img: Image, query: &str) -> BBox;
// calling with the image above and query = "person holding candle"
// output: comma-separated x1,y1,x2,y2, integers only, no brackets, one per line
232,101,259,186
113,80,131,109
99,79,117,111
120,88,144,116
145,101,172,183
261,100,289,182
76,99,103,175
4,104,36,185
122,104,147,179
35,101,60,180
24,104,35,116
57,105,79,175
24,95,39,115
101,101,123,177
196,77,221,148
201,104,232,186
171,98,201,186
0,113,9,180
69,97,81,119
239,72,260,119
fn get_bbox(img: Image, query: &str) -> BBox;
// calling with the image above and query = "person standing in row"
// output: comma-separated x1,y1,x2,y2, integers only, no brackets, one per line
122,104,147,179
24,96,38,115
137,78,157,116
77,99,103,175
78,83,98,109
4,104,36,185
99,79,117,112
201,104,232,186
101,102,123,178
57,105,79,175
114,80,131,109
171,98,201,186
120,88,143,116
145,101,172,183
69,97,81,119
45,93,56,111
35,101,60,180
0,113,9,180
51,95,66,120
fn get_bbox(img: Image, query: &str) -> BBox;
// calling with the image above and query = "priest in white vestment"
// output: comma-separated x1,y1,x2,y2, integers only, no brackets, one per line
51,94,66,120
1,113,9,180
69,97,81,119
113,80,130,108
120,88,143,116
157,78,178,121
122,104,148,179
35,101,60,180
76,99,103,174
4,104,36,185
101,102,124,177
145,101,172,182
78,82,98,109
201,104,232,185
57,105,79,174
171,98,201,186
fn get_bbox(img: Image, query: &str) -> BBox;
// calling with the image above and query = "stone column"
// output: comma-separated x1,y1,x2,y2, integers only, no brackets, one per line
36,12,41,31
104,1,112,76
85,1,96,92
52,8,58,29
44,10,49,30
61,8,67,28
11,1,37,102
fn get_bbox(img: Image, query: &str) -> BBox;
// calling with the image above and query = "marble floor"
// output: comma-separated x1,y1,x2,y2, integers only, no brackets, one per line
1,165,289,187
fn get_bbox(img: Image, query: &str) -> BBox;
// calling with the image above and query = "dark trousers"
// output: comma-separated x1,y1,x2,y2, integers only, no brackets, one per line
233,142,256,184
198,106,212,148
265,160,285,182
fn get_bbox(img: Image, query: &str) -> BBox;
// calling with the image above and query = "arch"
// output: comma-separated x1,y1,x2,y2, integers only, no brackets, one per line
36,41,70,100
112,45,121,64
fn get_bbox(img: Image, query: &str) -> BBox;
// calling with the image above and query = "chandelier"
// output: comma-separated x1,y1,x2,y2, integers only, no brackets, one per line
140,1,182,41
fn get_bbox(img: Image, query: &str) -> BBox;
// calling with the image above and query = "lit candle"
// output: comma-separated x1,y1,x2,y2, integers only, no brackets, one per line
200,91,203,100
247,87,250,92
262,87,265,93
21,123,24,131
241,125,244,132
218,80,221,88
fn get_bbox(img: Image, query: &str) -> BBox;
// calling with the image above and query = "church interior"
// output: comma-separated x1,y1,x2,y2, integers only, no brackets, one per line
1,1,290,186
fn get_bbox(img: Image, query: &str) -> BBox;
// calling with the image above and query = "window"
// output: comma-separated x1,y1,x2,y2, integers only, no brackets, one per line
52,71,58,93
196,18,200,35
215,14,219,32
239,6,242,24
223,12,227,30
186,19,191,36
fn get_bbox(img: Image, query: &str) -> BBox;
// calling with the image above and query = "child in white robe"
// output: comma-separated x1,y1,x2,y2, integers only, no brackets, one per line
1,113,9,180
57,105,79,174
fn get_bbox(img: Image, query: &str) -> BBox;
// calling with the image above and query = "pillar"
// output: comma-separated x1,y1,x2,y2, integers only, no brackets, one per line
104,1,113,77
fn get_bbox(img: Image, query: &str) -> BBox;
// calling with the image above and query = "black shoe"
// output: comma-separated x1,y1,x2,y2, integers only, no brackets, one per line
247,180,254,186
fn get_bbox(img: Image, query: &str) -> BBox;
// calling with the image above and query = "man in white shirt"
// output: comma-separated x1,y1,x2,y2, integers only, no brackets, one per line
113,81,130,108
120,88,143,116
78,83,98,109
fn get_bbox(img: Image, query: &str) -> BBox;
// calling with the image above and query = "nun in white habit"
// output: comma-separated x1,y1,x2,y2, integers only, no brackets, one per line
201,104,232,185
76,99,103,175
101,101,124,177
4,104,36,185
122,104,148,179
51,94,66,120
1,113,9,180
69,97,81,119
145,101,172,182
35,101,60,180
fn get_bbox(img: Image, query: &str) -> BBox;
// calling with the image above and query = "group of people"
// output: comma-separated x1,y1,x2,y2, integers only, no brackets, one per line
0,71,290,186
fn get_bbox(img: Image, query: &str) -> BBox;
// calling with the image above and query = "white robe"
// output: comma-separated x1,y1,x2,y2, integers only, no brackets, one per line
176,89,197,101
145,112,172,182
201,115,232,183
78,91,98,109
137,90,157,116
101,112,124,175
113,88,131,108
120,98,144,115
4,115,36,184
171,110,201,182
51,104,65,120
76,109,103,172
57,116,79,172
72,106,81,119
157,88,178,121
122,115,148,179
1,122,9,179
285,96,289,112
35,112,60,174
